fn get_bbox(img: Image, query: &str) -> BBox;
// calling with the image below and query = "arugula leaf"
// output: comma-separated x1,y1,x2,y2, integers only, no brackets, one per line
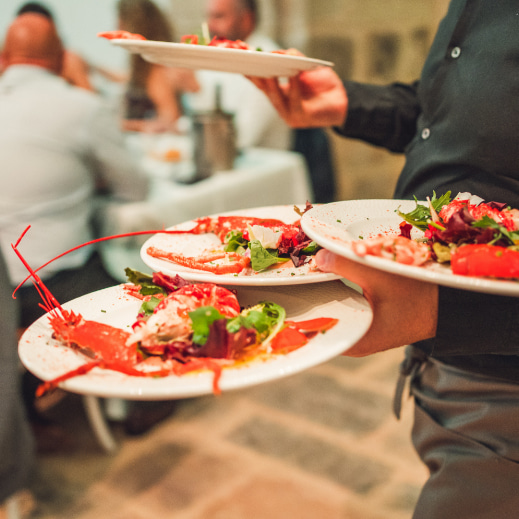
189,306,226,345
227,308,274,336
397,191,452,231
250,240,290,271
257,302,286,345
471,216,519,245
125,267,152,285
224,231,248,254
227,302,286,343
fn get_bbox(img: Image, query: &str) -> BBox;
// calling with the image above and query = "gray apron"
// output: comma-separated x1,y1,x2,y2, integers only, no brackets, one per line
396,346,519,519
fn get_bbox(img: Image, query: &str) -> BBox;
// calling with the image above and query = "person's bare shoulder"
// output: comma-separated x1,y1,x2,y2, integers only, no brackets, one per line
62,50,93,91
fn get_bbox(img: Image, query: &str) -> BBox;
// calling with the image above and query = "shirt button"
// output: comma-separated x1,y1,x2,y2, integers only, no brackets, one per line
421,128,431,140
451,46,461,58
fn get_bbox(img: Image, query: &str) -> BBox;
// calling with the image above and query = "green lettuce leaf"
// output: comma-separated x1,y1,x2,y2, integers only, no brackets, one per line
301,241,320,254
227,301,286,342
124,268,167,296
189,306,226,345
249,240,290,272
140,296,162,316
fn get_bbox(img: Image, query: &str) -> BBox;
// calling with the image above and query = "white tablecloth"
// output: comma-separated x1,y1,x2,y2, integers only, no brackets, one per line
100,138,313,281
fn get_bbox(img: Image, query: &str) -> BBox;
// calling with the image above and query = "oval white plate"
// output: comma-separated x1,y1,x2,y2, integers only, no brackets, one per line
140,205,340,286
19,281,371,400
111,40,333,77
301,199,519,297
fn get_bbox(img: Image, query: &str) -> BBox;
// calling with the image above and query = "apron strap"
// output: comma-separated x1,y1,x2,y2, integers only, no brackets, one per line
393,345,428,419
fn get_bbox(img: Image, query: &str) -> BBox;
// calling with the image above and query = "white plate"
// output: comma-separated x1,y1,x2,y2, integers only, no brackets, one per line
18,281,371,400
140,205,340,286
301,199,519,297
110,40,334,77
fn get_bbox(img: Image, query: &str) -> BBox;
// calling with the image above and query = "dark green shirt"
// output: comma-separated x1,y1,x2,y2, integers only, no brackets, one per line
337,0,519,381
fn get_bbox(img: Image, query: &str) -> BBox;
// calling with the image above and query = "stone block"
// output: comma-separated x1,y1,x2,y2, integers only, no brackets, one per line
195,475,347,519
368,32,401,80
227,416,391,493
103,441,190,496
248,372,392,434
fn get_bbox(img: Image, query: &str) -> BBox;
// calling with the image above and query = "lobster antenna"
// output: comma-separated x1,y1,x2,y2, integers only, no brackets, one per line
11,226,63,312
11,226,179,298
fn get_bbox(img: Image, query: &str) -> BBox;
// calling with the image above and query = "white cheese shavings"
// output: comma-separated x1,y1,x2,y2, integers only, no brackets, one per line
454,192,484,206
248,224,282,249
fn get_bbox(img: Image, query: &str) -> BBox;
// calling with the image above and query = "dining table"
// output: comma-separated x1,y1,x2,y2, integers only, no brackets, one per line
99,132,314,281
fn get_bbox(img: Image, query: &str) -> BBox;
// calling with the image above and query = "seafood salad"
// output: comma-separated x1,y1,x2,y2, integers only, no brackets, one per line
98,30,297,55
33,267,338,396
146,205,322,276
352,192,519,279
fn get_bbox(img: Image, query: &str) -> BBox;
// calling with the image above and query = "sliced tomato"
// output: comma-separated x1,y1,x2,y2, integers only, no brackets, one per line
181,34,199,44
270,326,308,353
451,244,519,278
285,317,339,333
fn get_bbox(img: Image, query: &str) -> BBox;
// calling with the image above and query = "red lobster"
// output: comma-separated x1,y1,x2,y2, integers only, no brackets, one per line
12,228,233,395
159,215,295,242
13,227,337,397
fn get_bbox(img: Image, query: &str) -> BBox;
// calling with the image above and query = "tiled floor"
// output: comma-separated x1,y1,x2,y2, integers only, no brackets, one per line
22,348,427,519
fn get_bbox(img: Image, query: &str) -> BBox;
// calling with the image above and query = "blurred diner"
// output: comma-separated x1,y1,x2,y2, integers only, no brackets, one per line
186,0,336,203
186,0,291,151
115,0,200,133
10,1,94,91
0,11,151,449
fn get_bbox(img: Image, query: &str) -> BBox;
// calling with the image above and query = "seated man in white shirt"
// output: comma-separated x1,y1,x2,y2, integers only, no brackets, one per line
0,12,147,304
186,0,292,151
0,13,174,443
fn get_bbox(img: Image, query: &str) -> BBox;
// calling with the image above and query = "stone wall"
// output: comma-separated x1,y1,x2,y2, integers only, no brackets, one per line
169,0,451,201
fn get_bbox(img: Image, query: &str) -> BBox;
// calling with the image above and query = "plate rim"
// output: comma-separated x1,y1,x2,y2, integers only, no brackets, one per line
301,199,519,297
110,39,334,76
140,204,341,286
111,39,334,66
18,281,372,399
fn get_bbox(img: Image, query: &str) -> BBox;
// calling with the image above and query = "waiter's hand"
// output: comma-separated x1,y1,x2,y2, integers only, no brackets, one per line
248,55,348,128
316,249,438,357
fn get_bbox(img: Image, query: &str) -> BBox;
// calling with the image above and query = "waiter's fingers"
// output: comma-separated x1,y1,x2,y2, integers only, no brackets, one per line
286,75,305,123
258,77,291,121
247,74,308,126
246,76,266,90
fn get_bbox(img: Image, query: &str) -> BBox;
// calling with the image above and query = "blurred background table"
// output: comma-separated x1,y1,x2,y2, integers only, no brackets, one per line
99,133,313,281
